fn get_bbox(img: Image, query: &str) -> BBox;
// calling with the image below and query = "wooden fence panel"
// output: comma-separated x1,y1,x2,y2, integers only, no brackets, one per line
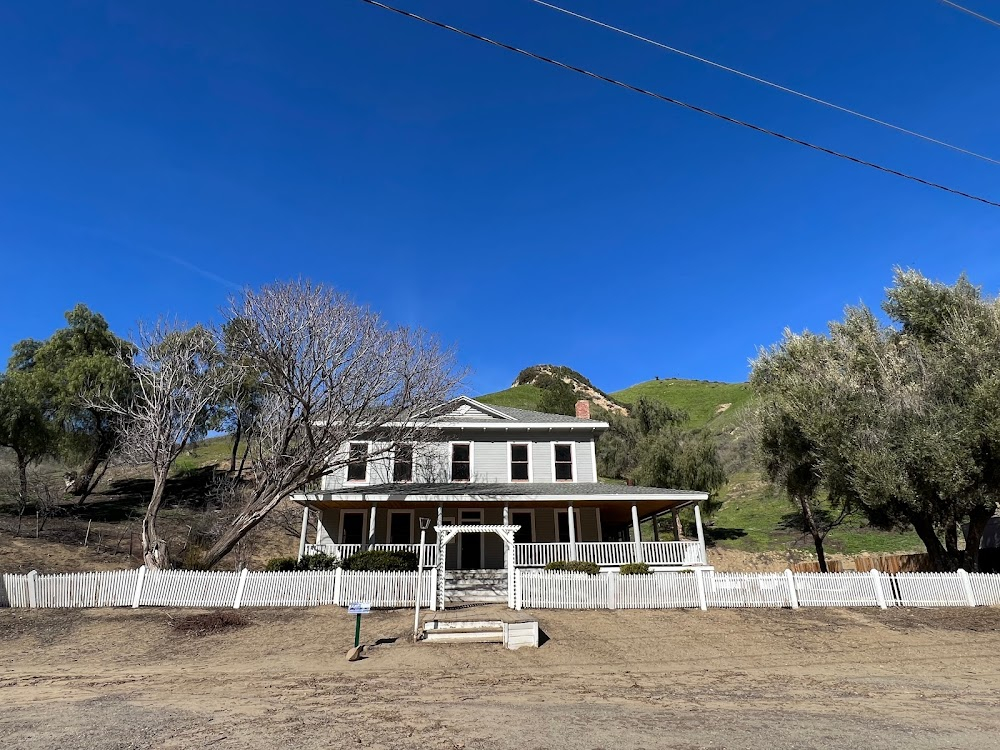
616,572,700,609
793,572,882,607
139,570,242,608
339,570,434,609
1,573,29,607
705,572,792,608
892,573,970,607
240,571,340,607
969,573,1000,606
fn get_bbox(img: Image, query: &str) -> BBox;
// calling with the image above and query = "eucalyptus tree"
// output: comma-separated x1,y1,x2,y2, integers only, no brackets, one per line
0,372,51,511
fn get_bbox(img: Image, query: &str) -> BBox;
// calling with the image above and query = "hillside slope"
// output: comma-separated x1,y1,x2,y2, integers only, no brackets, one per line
612,379,752,429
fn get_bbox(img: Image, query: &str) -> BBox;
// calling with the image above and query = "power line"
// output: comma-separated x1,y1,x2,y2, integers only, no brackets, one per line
359,0,1000,210
939,0,1000,28
530,0,1000,167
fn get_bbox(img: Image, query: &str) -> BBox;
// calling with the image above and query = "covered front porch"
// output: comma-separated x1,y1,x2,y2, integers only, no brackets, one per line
294,483,710,571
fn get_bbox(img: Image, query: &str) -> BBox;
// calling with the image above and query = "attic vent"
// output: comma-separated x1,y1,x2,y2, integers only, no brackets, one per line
454,404,473,415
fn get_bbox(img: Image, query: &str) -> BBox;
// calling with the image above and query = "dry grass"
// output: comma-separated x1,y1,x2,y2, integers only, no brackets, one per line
168,610,250,636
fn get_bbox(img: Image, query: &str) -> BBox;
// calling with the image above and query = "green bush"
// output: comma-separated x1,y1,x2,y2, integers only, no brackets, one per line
341,549,419,572
544,560,601,575
619,562,651,575
264,553,340,572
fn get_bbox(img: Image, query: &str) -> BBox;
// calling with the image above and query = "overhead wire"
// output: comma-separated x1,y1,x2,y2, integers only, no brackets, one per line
939,0,1000,29
529,0,1000,167
359,0,1000,209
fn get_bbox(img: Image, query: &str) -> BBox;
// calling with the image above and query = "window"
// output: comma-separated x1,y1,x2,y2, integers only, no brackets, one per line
512,511,534,544
341,511,365,544
346,442,369,482
393,444,413,482
451,443,471,482
388,511,412,544
554,443,574,481
510,443,530,481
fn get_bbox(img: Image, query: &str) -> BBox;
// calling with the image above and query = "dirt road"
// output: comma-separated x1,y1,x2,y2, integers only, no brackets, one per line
3,605,1000,749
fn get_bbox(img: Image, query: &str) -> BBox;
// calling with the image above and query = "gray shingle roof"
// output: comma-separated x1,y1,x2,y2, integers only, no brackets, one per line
482,404,605,425
314,482,705,498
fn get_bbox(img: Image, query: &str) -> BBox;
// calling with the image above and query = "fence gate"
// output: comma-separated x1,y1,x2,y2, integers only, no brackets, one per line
434,524,520,609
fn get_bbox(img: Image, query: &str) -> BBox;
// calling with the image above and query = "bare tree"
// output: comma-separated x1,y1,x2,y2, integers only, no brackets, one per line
199,280,463,569
90,321,239,569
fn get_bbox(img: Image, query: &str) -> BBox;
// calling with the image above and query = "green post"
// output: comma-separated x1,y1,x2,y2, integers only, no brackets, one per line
354,613,362,648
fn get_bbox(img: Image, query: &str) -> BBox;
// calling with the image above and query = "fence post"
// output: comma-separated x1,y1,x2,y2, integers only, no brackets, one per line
131,565,146,609
333,567,343,607
429,566,437,612
784,569,799,609
870,568,888,610
233,568,249,609
515,569,523,611
27,570,38,609
957,568,976,607
607,571,618,610
694,568,708,611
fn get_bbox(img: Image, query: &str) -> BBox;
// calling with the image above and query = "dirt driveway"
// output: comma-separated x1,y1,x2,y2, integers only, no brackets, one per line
3,604,1000,749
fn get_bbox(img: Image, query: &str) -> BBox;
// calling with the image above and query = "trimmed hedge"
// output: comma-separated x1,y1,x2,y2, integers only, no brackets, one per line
264,553,340,572
619,562,651,575
341,549,419,572
545,560,601,575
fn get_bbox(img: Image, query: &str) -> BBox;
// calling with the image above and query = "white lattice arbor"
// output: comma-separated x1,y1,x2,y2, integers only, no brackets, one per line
434,524,520,609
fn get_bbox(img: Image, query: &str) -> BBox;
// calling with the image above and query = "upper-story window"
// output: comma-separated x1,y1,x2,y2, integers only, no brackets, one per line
553,443,574,481
393,443,413,482
510,443,530,482
451,442,471,482
346,442,369,482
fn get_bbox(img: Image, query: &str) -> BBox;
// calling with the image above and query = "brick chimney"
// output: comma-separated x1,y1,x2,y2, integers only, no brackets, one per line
575,399,591,420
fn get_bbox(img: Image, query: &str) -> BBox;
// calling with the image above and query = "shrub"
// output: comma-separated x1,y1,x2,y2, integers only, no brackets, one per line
544,560,601,575
170,610,250,637
265,556,298,572
619,562,651,575
342,549,419,572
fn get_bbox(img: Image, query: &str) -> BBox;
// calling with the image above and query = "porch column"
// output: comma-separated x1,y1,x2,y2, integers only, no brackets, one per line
694,504,707,564
503,504,509,568
652,512,660,542
567,504,577,561
671,510,683,541
631,505,644,563
367,504,377,549
297,506,309,561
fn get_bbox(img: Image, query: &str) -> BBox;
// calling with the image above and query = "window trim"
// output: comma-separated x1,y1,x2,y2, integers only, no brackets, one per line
550,441,577,483
449,441,474,483
387,509,414,545
392,443,414,483
510,508,536,544
506,441,533,483
338,509,368,545
345,441,372,484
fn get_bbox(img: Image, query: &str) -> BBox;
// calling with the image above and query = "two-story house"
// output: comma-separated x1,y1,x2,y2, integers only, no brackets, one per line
293,396,710,592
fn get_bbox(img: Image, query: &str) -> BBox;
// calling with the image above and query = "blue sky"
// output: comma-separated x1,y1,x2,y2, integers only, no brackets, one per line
2,1,999,394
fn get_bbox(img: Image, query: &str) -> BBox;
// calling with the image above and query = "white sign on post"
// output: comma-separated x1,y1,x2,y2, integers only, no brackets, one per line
348,602,371,614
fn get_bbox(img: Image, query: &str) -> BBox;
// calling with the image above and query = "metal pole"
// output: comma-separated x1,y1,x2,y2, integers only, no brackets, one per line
413,526,427,638
354,614,362,648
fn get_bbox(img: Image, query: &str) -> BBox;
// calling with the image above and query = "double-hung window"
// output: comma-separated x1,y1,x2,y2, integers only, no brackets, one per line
451,443,471,482
510,443,530,482
553,443,574,481
393,443,413,482
346,442,369,482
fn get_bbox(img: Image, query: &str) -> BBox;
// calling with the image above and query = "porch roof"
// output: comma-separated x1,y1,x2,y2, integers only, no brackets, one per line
292,482,707,524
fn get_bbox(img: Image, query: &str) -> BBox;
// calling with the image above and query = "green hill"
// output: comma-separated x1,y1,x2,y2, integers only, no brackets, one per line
477,385,545,411
612,379,752,429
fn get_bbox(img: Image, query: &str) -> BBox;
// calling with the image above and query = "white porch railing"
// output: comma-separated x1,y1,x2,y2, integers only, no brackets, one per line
513,541,706,568
303,543,437,568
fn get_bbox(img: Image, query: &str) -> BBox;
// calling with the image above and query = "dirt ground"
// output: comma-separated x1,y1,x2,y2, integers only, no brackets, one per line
3,605,1000,750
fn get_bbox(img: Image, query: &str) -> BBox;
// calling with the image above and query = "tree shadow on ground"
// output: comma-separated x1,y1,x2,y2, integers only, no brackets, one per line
778,508,842,534
681,520,747,547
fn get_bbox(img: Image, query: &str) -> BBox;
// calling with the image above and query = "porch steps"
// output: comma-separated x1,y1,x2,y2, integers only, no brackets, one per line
421,614,539,649
444,570,509,605
422,621,505,644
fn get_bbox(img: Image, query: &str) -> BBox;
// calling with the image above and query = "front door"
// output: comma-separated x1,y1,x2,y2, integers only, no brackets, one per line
512,511,534,544
459,510,482,569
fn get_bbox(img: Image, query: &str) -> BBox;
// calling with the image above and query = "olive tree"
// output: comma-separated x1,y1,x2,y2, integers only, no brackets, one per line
199,280,463,569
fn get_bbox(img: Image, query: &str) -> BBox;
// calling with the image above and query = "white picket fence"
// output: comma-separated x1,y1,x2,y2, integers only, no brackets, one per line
1,567,436,610
515,569,1000,610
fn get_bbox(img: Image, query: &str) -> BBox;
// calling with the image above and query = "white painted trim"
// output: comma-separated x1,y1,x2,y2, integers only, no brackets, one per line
344,440,373,485
550,441,577,483
338,509,367,545
428,421,609,430
553,508,583,544
589,440,598,483
509,508,537,543
295,491,710,504
448,440,474,482
387,509,415,544
425,395,517,421
456,508,485,568
506,440,533,483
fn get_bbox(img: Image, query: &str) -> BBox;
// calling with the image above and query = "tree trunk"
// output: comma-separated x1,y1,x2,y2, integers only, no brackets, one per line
671,510,683,541
945,518,959,557
76,458,110,505
201,489,283,569
910,515,954,571
142,468,172,569
229,421,242,473
237,440,251,478
68,451,105,497
963,506,994,572
798,495,828,573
